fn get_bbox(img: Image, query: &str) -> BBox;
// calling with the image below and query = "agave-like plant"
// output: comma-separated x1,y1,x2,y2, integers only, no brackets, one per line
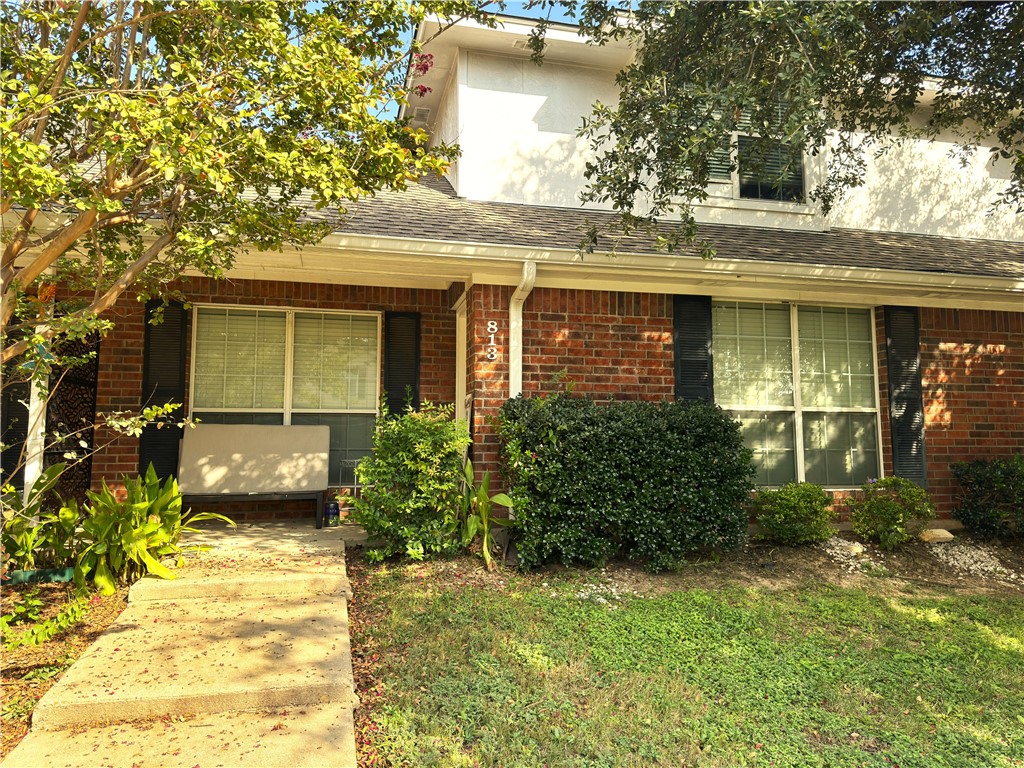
75,464,234,595
460,459,514,572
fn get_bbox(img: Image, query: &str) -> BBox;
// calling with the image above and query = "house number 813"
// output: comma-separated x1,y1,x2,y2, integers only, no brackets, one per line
486,320,499,360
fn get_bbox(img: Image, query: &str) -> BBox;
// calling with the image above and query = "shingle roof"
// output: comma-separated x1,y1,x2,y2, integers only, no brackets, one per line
308,175,1024,281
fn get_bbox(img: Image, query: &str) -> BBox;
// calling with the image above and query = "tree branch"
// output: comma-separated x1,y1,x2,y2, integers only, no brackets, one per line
1,231,174,365
1,209,99,330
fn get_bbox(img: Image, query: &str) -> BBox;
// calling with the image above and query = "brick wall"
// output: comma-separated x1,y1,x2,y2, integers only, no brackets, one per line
90,278,457,501
467,286,676,482
87,280,1023,524
92,292,148,479
920,308,1024,516
467,284,511,477
522,289,675,399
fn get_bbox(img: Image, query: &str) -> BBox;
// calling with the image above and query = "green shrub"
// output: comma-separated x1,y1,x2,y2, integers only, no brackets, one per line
498,394,755,571
353,402,471,562
75,465,234,595
848,476,934,549
1,463,81,571
754,482,834,545
951,455,1024,538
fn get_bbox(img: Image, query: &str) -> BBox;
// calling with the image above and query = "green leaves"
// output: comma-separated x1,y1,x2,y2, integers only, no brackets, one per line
1,464,74,571
73,464,234,595
458,460,514,571
754,481,835,546
2,1,499,365
352,401,472,562
848,476,935,550
497,394,756,570
951,454,1024,538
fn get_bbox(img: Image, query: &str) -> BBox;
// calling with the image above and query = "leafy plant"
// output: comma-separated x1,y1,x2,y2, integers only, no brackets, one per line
848,476,934,550
951,455,1024,538
0,588,44,633
498,394,755,570
353,402,471,562
2,592,89,650
754,482,834,545
2,2,500,367
1,463,69,571
459,460,514,572
74,464,234,595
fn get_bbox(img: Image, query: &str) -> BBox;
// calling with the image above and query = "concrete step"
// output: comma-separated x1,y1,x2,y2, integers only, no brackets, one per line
31,594,357,731
2,703,357,768
129,568,352,602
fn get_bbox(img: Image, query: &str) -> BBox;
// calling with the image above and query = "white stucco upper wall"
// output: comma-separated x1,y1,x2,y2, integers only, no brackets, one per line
420,18,1022,244
454,50,618,209
826,132,1022,242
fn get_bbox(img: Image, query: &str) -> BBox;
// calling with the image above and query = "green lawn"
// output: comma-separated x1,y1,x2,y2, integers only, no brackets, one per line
350,559,1024,768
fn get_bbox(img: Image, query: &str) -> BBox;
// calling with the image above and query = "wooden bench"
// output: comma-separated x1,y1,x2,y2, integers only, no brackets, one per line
177,424,331,528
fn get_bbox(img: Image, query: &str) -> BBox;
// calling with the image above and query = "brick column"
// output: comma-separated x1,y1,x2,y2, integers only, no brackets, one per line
467,283,512,479
91,292,146,489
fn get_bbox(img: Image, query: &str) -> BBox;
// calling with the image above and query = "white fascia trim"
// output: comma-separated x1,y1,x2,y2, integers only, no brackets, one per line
319,232,1024,308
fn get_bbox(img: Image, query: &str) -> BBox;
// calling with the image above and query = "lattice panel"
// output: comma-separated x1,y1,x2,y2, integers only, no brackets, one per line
43,335,100,503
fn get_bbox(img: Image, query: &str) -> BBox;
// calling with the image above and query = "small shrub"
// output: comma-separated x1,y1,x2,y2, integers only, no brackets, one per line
848,476,934,549
754,482,834,545
353,401,471,561
498,394,755,570
951,455,1024,538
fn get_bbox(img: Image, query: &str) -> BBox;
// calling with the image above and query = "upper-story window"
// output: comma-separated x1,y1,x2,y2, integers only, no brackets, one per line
707,103,806,203
709,137,805,203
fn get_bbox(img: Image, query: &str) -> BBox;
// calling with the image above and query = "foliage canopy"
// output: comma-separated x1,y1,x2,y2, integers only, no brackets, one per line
528,1,1023,250
0,0,494,369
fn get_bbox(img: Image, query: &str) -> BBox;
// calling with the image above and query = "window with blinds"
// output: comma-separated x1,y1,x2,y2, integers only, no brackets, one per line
706,103,805,202
713,302,879,487
191,306,380,485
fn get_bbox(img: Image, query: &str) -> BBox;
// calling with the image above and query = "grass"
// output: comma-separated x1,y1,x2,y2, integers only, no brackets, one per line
350,560,1024,768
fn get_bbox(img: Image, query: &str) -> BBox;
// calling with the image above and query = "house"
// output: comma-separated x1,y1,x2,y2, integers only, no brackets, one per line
13,14,1024,522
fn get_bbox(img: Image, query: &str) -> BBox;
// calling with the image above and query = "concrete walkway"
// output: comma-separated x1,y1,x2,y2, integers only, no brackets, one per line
3,522,360,768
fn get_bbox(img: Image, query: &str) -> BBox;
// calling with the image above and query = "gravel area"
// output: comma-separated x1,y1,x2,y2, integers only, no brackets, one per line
818,536,887,574
928,542,1022,584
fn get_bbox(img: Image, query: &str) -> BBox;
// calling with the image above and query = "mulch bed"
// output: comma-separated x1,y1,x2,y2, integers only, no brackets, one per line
1,582,129,758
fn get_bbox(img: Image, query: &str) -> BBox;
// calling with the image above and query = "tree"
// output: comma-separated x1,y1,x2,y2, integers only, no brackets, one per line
0,0,498,369
528,1,1023,250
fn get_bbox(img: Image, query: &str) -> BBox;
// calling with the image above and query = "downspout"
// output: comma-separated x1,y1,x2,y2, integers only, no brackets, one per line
453,291,468,423
509,261,537,399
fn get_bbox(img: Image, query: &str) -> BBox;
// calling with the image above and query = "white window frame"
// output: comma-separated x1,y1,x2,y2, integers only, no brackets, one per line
188,303,382,423
714,301,885,490
708,134,808,207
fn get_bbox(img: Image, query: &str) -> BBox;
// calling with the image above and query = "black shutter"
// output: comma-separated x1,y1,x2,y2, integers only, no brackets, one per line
885,306,927,488
673,295,714,402
383,311,420,415
139,300,187,479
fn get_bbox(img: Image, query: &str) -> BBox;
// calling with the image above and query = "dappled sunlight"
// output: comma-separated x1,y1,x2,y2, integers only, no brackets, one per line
971,622,1024,655
885,599,947,624
923,341,1013,429
830,135,1023,242
504,639,556,673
